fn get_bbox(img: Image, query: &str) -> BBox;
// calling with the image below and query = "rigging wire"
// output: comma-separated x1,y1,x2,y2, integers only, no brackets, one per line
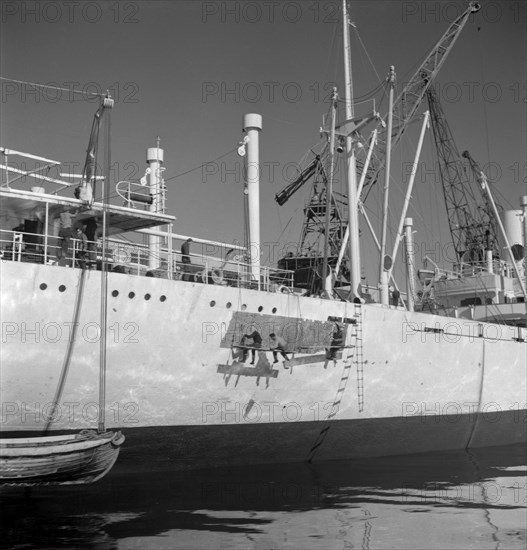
0,76,103,98
335,12,387,110
324,5,341,86
472,30,515,212
336,80,385,105
351,20,383,85
164,147,237,182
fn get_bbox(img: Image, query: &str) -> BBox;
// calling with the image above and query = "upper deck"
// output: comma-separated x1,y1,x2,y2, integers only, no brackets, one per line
0,187,175,236
0,187,294,292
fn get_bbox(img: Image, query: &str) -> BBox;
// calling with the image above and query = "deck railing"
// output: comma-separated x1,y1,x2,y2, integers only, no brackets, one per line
0,229,294,292
452,260,518,279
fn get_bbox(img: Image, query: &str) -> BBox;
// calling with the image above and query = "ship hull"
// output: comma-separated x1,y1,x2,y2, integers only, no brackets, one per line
1,261,526,469
106,409,527,471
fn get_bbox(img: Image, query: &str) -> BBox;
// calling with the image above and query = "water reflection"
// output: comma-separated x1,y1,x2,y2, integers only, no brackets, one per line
1,444,525,549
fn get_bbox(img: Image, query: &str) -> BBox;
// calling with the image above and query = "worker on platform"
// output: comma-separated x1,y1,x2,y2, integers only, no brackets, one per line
327,323,344,360
269,333,289,364
240,329,262,365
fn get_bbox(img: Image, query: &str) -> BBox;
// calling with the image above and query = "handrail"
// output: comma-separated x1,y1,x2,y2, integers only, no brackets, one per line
115,180,159,209
0,228,294,291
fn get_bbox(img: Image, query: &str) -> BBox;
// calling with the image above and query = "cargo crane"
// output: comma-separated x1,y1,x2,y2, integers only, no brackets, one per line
462,149,502,257
276,1,481,207
275,147,349,291
274,1,480,293
426,85,500,265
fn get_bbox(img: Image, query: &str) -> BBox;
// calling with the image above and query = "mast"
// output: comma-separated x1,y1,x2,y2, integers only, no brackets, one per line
98,94,114,434
322,88,338,296
379,66,396,305
387,111,430,284
42,97,114,436
522,196,527,301
335,128,377,275
404,218,416,312
342,0,361,300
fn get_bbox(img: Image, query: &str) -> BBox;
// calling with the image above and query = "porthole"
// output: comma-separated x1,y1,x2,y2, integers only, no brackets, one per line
272,307,277,314
58,285,66,292
128,292,135,299
39,283,47,291
258,306,263,312
111,290,119,297
226,302,232,309
145,293,151,301
160,295,167,302
241,304,247,311
210,300,216,307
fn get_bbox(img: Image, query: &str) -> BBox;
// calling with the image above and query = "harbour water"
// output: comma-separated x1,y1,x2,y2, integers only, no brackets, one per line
1,443,525,549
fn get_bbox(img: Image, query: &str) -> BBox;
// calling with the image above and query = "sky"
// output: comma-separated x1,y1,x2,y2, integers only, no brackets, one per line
1,0,526,285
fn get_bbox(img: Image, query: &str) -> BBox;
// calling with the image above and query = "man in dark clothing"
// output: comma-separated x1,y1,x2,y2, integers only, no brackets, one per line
181,238,192,264
75,226,88,269
392,288,401,307
84,217,98,267
328,323,344,360
57,208,77,261
240,330,262,365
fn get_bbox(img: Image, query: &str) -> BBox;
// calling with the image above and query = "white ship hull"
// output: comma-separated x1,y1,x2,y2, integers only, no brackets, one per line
1,261,526,470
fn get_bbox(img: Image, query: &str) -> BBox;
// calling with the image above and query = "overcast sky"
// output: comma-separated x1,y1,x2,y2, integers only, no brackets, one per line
1,0,525,284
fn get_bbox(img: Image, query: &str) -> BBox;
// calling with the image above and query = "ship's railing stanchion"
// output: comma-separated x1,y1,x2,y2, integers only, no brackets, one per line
14,233,22,262
72,239,78,267
44,202,49,264
167,223,173,279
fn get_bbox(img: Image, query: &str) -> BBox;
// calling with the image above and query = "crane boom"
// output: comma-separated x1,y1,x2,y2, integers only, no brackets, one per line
274,153,327,206
427,85,500,264
462,149,501,255
363,1,480,199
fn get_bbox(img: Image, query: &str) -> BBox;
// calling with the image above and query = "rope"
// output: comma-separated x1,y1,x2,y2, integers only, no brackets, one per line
352,24,383,84
164,147,237,182
0,76,103,98
337,80,385,106
43,268,87,433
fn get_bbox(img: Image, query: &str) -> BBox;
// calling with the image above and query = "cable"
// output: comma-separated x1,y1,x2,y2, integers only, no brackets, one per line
0,76,103,98
164,147,237,182
351,23,383,84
